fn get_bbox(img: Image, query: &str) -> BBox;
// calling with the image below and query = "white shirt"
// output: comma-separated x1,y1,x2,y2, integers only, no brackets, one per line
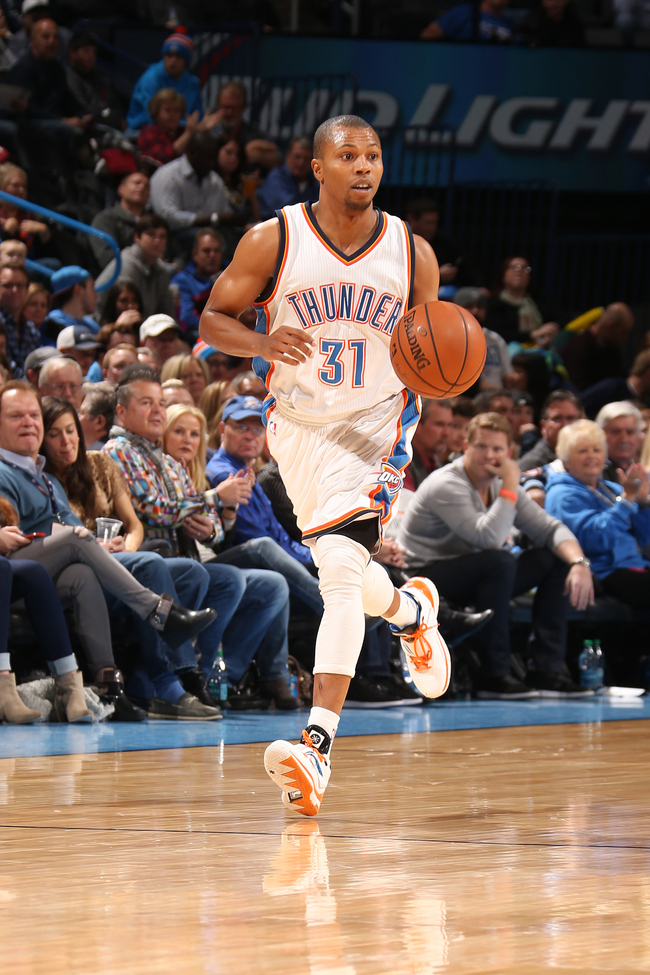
149,155,230,231
0,448,45,477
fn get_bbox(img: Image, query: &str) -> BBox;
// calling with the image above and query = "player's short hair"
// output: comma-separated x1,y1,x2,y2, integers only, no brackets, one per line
467,411,514,446
313,115,379,159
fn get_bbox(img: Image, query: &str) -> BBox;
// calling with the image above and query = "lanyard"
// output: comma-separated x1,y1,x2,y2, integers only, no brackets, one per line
0,460,63,524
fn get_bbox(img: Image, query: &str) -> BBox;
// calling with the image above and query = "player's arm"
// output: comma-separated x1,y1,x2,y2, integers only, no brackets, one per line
411,234,440,306
199,220,314,365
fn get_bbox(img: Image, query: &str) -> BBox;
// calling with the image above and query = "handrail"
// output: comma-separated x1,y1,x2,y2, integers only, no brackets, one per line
0,190,121,292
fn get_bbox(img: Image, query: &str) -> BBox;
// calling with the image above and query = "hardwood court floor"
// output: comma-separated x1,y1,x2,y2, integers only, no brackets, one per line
0,720,649,975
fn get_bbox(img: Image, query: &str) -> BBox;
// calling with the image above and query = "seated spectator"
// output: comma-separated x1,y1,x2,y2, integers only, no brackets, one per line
442,396,477,463
137,346,161,371
595,401,644,482
95,320,139,351
0,381,220,720
23,345,58,389
506,350,552,419
101,343,138,383
406,199,472,288
229,369,266,400
20,282,49,334
209,81,280,172
7,0,71,62
66,32,126,132
42,265,98,346
581,349,650,420
96,279,143,328
149,133,244,256
484,256,549,344
162,378,194,408
193,340,233,383
473,387,517,428
200,380,235,449
398,412,594,698
547,420,650,616
455,286,510,389
0,240,28,269
403,398,452,492
140,313,182,365
519,389,583,470
161,352,208,406
105,366,296,710
561,303,634,391
55,324,101,378
257,137,319,221
138,89,220,172
0,531,90,724
0,164,63,268
90,174,150,273
95,215,174,321
0,264,39,376
215,136,261,245
126,28,202,131
8,18,92,170
78,381,116,449
519,0,585,46
420,0,518,42
171,228,223,337
38,355,83,410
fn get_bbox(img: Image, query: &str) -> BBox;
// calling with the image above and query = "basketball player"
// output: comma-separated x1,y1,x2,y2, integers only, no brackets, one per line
200,115,450,816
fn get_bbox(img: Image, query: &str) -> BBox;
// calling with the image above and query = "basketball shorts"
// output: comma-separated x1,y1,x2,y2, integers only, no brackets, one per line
265,389,420,546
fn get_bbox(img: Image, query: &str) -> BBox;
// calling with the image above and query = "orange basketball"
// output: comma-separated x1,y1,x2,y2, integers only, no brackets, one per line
390,301,487,398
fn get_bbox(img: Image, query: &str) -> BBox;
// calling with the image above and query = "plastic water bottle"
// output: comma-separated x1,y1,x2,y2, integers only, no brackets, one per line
578,639,604,689
290,672,299,699
208,646,228,704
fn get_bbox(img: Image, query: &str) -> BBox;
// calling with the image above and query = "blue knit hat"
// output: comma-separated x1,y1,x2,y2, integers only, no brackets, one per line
162,27,193,64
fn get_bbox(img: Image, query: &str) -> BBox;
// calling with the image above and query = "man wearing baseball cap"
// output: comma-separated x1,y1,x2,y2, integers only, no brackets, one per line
56,323,101,377
140,313,181,365
127,27,202,131
42,265,98,345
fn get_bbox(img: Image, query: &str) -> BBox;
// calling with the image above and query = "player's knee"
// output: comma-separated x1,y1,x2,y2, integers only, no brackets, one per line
315,532,368,601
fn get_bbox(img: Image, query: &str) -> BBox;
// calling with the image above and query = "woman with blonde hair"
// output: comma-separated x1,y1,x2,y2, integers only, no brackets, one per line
20,282,50,331
199,380,235,449
161,352,209,406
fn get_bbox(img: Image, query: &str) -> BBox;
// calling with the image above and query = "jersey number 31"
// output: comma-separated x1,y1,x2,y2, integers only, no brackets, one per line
318,338,366,388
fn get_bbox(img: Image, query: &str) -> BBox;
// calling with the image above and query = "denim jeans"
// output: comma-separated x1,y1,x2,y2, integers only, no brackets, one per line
216,537,323,615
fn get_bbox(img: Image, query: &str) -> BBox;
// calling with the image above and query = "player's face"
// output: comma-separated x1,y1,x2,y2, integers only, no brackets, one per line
314,128,383,211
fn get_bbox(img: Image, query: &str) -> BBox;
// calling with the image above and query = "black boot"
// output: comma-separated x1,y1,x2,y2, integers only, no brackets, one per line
93,668,147,722
149,595,217,649
179,667,215,707
438,600,493,647
261,678,299,711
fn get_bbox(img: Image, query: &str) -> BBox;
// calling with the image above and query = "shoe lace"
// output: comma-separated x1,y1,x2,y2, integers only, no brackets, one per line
404,622,439,672
301,730,327,761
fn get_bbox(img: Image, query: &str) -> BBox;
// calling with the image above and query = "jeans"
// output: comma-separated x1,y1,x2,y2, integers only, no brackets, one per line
197,563,291,684
216,537,323,615
0,556,76,676
422,548,569,679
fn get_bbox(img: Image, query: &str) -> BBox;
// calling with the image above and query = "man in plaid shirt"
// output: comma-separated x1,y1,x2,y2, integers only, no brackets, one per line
0,266,40,377
105,364,298,710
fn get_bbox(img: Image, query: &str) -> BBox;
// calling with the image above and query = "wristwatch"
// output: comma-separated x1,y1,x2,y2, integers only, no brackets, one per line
571,556,591,568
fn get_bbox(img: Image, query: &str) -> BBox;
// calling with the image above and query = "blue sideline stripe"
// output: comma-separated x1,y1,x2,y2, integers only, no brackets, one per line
0,697,648,759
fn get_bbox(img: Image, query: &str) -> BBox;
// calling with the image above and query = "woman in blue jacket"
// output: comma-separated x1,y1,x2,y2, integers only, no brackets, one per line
546,419,650,607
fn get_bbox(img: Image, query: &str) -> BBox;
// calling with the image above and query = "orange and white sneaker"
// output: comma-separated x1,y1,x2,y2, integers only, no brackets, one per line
264,726,332,817
390,577,451,699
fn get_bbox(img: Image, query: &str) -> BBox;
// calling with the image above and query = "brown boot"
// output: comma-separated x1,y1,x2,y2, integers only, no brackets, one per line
0,673,42,724
54,671,92,723
261,678,299,711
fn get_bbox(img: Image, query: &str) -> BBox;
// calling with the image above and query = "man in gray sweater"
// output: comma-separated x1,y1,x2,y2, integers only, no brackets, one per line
399,412,594,699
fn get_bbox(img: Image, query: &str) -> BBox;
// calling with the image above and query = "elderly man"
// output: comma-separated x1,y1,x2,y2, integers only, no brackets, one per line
596,401,644,482
95,214,174,320
90,171,150,271
257,137,319,220
0,380,220,720
399,411,594,699
562,303,635,391
0,265,40,376
403,398,452,491
24,346,59,390
104,365,297,709
78,382,116,449
38,355,84,411
140,314,182,365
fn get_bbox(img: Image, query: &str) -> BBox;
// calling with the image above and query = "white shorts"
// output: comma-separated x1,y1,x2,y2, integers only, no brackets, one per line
265,390,420,545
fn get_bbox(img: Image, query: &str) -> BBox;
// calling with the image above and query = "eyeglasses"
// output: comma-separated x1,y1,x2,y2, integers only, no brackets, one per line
41,382,82,395
228,421,264,435
0,282,27,290
508,264,531,273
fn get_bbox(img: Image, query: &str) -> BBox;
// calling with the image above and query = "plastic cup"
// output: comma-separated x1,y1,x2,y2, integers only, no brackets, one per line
95,517,123,542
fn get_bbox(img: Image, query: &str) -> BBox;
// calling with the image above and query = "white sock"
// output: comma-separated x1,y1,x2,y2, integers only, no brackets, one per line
307,706,339,754
384,590,419,630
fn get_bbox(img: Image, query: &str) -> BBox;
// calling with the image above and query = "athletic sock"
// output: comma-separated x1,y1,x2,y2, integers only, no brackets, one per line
384,590,419,630
306,706,339,755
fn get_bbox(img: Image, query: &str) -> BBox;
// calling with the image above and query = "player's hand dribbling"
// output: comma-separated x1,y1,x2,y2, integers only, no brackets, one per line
258,326,314,365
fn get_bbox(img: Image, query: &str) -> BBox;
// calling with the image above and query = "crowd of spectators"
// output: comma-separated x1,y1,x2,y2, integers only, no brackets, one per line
0,15,647,727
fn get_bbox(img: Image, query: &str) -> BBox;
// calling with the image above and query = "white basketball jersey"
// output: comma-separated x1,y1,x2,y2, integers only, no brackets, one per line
253,202,415,423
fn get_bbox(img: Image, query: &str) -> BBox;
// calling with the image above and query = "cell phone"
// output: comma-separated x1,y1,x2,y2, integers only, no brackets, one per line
23,532,46,540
